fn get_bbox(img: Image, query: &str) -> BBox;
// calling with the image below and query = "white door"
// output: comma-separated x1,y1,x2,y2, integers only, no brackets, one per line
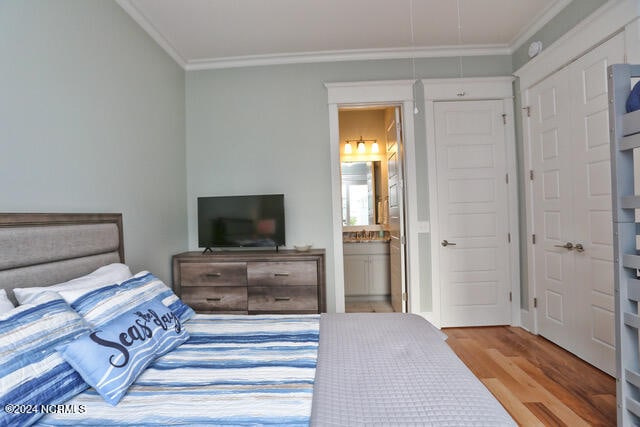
529,67,576,350
528,33,623,376
435,100,511,327
387,106,406,312
569,34,623,375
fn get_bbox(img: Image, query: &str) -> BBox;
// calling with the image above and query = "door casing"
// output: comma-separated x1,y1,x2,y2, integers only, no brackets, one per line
326,80,422,314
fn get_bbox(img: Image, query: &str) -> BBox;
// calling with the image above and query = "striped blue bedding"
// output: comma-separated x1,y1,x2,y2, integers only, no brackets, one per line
36,314,320,426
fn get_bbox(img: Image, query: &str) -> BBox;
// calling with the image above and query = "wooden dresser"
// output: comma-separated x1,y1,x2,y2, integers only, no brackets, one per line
172,249,326,314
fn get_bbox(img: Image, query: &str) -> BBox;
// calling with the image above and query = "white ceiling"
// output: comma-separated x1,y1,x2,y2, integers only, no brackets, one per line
116,0,569,70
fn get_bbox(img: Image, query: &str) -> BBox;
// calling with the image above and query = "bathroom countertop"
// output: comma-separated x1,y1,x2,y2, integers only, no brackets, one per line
343,238,391,243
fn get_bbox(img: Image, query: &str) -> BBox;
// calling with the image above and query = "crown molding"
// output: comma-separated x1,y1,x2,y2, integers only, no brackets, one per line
514,0,639,89
116,0,581,71
115,0,187,68
509,0,574,53
184,45,510,71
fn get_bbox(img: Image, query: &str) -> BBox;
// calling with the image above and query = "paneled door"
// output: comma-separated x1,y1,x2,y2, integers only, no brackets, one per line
569,35,623,375
529,67,575,350
387,106,406,313
528,33,623,375
435,100,511,327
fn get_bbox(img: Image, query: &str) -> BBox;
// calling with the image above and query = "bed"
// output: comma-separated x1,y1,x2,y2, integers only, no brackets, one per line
609,63,640,426
0,213,515,426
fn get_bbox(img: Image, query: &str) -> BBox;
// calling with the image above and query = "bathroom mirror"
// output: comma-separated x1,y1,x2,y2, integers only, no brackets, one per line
341,161,382,226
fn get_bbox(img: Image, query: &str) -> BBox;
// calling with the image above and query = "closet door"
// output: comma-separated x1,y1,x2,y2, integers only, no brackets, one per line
569,33,623,376
529,33,623,376
530,68,576,350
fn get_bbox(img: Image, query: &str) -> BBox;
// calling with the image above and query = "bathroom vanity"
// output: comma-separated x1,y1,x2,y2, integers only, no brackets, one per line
343,241,390,297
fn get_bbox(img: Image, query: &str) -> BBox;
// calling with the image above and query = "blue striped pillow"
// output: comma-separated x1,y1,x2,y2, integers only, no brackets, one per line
0,292,91,426
57,297,189,406
70,272,194,327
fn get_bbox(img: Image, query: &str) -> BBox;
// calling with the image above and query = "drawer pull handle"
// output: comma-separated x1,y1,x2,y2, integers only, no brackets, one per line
274,273,289,277
274,297,291,301
206,273,222,278
206,297,222,302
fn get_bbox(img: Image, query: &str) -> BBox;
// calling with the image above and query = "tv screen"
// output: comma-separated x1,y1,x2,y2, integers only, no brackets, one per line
198,194,285,249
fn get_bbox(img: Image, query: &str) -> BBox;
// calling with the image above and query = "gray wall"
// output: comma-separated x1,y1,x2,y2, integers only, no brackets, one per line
0,0,187,282
0,0,607,315
186,56,512,312
511,0,608,309
512,0,609,72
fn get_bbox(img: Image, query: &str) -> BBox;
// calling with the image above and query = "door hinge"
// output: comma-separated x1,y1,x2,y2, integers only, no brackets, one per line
529,170,534,180
509,292,512,302
507,232,511,243
402,292,407,302
533,297,538,308
400,235,406,245
532,234,536,244
505,173,509,184
523,106,531,117
502,113,507,125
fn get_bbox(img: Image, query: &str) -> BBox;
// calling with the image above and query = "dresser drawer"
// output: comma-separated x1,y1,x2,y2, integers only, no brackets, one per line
248,286,318,313
180,262,247,287
181,286,247,312
247,261,317,286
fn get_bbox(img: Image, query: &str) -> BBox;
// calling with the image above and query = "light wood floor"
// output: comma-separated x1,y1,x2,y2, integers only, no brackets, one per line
444,326,616,426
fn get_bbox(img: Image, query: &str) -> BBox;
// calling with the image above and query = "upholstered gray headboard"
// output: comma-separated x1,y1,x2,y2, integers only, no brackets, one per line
0,213,124,304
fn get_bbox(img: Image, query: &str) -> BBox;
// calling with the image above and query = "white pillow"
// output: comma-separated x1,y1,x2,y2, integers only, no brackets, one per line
0,289,15,314
13,263,133,305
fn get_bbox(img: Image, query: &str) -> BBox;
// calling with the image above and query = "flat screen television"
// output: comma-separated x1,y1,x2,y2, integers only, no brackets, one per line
198,194,285,251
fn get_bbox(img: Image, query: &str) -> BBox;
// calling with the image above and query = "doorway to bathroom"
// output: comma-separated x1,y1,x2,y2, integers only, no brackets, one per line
338,105,406,313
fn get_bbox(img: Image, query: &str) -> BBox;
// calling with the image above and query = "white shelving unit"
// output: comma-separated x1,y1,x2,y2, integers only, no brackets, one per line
609,63,640,426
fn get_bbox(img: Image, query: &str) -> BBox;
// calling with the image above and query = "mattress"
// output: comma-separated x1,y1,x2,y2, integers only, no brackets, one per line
311,313,516,426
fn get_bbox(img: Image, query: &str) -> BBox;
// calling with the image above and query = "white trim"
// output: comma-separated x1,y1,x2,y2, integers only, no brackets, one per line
514,0,640,89
625,17,640,64
520,309,534,333
328,106,345,313
520,87,537,333
115,0,633,72
422,76,514,101
325,80,415,104
326,81,419,316
423,93,440,326
115,0,187,68
509,0,574,52
503,97,522,328
402,102,420,317
185,45,510,71
422,77,519,328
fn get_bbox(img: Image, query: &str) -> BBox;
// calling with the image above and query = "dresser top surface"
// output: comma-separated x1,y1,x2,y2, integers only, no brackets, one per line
174,249,325,261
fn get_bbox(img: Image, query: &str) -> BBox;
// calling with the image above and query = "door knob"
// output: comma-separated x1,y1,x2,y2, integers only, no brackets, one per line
554,242,574,250
441,240,457,247
574,243,585,253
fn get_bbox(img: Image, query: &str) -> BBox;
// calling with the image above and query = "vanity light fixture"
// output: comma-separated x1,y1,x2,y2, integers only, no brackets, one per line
345,136,378,154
